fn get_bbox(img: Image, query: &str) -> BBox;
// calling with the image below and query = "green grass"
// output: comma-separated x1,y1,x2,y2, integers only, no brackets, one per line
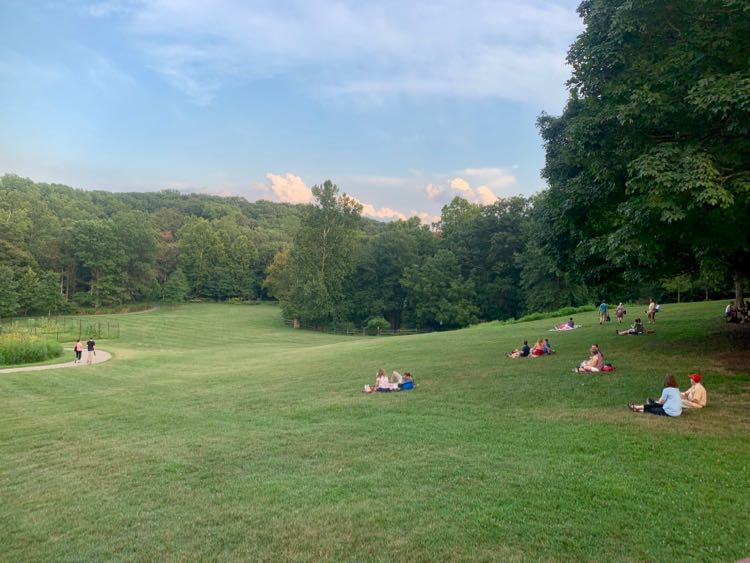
1,302,748,561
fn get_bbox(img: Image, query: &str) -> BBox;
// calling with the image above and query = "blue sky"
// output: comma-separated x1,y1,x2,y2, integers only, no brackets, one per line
0,0,582,222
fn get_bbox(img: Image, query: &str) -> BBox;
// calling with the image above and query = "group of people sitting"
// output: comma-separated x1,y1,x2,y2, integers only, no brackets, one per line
506,338,554,358
628,373,707,416
364,368,414,393
725,302,749,323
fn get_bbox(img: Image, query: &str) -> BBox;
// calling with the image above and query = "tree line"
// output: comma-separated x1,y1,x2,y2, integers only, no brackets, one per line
2,0,746,326
0,171,734,329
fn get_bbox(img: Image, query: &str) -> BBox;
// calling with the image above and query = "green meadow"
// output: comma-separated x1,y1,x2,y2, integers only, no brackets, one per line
1,302,748,561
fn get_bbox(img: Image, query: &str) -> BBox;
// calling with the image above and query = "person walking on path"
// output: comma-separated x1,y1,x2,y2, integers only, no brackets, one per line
86,337,96,365
598,301,609,325
74,339,83,364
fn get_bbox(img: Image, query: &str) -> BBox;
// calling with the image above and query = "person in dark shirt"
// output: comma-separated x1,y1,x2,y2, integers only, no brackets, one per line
86,337,96,364
507,340,531,359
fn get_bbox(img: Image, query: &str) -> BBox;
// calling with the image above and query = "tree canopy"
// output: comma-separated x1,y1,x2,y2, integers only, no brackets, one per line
538,0,750,303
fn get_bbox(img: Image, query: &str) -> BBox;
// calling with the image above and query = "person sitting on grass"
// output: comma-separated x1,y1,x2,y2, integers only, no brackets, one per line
575,344,604,373
364,368,399,393
507,340,531,359
376,368,399,391
617,318,645,336
681,373,707,409
530,338,545,357
543,338,554,354
398,372,414,390
628,374,682,417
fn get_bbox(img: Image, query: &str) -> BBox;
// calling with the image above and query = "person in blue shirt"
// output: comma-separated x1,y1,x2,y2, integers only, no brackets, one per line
598,301,609,325
628,374,682,416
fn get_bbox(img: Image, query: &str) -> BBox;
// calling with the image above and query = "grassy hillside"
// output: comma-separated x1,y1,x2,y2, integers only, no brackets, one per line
1,302,748,561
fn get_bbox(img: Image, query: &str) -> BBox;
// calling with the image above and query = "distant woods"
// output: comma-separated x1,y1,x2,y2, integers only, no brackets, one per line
2,2,747,326
0,174,737,329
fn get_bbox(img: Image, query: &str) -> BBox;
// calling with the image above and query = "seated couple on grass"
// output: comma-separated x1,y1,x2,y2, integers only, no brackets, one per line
628,373,707,416
617,318,645,336
365,368,414,393
573,344,610,373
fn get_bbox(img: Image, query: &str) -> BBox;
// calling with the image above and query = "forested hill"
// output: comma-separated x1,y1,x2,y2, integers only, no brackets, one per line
0,174,312,313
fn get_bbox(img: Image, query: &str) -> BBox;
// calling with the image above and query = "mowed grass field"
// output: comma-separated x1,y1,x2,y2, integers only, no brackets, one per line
1,302,748,561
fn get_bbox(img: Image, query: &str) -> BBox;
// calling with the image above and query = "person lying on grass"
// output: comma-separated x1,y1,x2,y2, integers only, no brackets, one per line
574,344,604,373
628,374,682,417
506,340,531,358
681,373,707,409
554,318,577,331
617,318,645,336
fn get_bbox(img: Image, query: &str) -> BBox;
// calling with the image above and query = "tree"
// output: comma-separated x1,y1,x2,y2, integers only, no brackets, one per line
0,266,19,318
539,0,750,305
71,219,125,307
280,181,362,324
162,268,190,303
347,217,437,328
401,249,479,329
177,218,227,298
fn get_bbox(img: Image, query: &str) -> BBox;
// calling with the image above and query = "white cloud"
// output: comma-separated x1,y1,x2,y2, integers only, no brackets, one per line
87,0,582,108
358,201,407,221
264,172,314,204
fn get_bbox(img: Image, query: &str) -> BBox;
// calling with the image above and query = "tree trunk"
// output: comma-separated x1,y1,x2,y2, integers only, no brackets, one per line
734,273,745,308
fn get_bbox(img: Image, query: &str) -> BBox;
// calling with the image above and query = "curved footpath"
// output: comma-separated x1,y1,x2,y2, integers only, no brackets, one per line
0,350,112,374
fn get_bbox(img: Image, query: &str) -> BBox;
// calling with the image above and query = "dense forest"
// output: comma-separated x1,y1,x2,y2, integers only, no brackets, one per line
2,1,747,328
0,172,735,329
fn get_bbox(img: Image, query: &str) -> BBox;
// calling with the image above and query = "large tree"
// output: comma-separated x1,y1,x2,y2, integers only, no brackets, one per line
280,181,362,325
539,0,750,304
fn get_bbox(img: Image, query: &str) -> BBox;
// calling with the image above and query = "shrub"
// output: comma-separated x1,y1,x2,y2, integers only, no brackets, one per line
365,317,391,330
0,334,63,366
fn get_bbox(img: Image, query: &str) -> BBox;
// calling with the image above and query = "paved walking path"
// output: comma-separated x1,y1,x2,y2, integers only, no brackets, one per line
0,350,112,374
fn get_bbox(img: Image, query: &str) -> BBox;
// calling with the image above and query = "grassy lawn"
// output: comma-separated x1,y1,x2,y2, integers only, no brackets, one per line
1,301,748,561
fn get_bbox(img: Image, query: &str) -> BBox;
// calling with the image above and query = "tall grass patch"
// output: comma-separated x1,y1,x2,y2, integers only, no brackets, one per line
0,334,63,365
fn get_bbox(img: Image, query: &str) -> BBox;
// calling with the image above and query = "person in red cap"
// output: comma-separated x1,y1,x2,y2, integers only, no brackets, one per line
681,373,707,409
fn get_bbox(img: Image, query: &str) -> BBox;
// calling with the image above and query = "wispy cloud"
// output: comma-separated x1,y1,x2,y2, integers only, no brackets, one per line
85,0,581,107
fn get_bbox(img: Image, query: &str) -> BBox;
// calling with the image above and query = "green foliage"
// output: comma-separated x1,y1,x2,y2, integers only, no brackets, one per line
0,334,63,365
280,181,363,324
539,0,750,301
365,316,391,330
162,269,190,303
0,266,19,317
401,249,479,329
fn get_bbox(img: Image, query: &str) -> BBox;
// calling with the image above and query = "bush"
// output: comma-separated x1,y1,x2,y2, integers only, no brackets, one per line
0,334,63,366
365,316,391,330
